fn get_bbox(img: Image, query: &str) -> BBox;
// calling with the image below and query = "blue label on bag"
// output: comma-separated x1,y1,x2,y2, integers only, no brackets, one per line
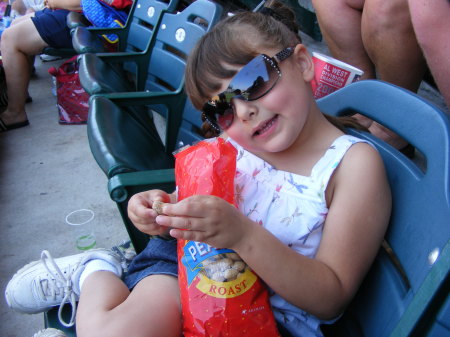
181,241,233,285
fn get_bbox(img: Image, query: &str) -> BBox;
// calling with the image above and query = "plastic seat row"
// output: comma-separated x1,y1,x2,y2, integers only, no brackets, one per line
45,1,449,335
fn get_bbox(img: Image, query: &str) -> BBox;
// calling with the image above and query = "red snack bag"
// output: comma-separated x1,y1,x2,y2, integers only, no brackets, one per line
175,138,280,337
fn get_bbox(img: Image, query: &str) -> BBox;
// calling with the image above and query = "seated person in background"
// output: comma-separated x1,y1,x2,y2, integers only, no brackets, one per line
408,0,450,110
0,0,80,132
12,0,45,16
311,0,426,152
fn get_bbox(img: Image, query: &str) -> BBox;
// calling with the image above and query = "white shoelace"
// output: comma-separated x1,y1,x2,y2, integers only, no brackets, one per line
41,250,78,328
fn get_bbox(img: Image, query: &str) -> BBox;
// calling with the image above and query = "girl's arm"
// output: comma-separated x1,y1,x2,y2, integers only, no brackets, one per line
234,142,391,319
159,143,391,319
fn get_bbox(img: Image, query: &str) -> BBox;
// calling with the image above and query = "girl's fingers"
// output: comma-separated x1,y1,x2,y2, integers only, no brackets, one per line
156,214,203,231
161,195,216,218
159,200,189,217
130,201,154,219
169,228,206,242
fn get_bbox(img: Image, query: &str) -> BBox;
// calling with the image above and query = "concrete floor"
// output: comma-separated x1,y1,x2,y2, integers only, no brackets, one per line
1,57,128,336
1,33,448,337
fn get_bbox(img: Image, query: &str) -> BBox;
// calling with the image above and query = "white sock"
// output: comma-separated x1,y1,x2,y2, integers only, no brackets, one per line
79,259,121,290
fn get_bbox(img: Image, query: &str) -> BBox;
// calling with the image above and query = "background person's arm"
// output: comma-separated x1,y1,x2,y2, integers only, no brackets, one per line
44,0,81,11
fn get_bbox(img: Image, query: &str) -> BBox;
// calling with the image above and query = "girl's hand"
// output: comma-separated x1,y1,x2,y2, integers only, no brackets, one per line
155,195,252,250
128,190,174,237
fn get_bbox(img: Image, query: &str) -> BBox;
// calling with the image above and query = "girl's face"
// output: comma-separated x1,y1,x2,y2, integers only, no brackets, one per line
211,44,316,155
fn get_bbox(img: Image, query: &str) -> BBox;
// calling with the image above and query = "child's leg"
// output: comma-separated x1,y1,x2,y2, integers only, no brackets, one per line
76,272,181,337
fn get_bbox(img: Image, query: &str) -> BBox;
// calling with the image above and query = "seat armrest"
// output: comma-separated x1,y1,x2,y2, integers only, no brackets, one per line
100,88,185,106
108,169,175,203
78,53,135,94
100,90,187,154
90,50,147,62
67,11,91,30
72,26,106,54
74,25,130,40
107,169,175,253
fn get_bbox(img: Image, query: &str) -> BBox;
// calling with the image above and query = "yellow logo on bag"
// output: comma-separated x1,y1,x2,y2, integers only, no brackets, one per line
196,268,257,299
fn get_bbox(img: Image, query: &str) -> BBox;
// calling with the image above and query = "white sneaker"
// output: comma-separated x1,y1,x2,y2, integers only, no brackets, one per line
5,249,122,327
33,328,68,337
39,54,62,62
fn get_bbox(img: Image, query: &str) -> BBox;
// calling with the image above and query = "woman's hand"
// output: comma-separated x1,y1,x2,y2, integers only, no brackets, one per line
44,0,82,11
44,0,59,10
128,190,174,237
156,195,253,250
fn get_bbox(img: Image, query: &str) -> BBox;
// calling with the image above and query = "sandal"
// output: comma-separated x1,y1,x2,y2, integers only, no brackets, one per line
0,116,30,132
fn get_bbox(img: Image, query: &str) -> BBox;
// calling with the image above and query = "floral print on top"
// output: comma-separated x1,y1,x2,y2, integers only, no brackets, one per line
228,135,368,337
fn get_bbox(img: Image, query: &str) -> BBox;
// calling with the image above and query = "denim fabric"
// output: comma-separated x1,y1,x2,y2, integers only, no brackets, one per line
31,9,73,48
124,237,178,289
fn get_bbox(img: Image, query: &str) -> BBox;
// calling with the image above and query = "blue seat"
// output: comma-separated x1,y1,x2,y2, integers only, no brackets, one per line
85,0,222,252
47,79,450,336
317,80,450,337
81,0,222,151
101,80,449,336
77,0,222,149
71,0,178,54
78,0,222,94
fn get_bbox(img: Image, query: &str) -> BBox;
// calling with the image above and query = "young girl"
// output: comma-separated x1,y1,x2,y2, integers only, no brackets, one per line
5,1,390,336
131,0,390,335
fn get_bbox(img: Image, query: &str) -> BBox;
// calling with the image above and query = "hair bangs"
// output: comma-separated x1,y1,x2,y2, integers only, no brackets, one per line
185,10,301,110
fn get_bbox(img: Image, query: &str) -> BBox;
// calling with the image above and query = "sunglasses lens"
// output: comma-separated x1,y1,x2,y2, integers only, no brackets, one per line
217,107,234,130
229,55,278,100
203,100,233,131
204,54,280,131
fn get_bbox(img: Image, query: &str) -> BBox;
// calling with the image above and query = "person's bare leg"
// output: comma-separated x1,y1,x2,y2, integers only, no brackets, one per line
76,272,182,337
312,0,375,129
11,0,28,16
312,0,375,80
0,14,47,126
361,0,426,149
408,0,450,109
362,0,425,92
10,12,35,26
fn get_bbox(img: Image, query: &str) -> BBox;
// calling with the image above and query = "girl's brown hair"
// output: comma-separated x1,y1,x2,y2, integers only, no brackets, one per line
185,0,365,137
186,1,301,111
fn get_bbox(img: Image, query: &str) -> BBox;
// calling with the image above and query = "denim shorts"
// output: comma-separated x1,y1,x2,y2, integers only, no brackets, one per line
31,8,73,49
124,237,178,289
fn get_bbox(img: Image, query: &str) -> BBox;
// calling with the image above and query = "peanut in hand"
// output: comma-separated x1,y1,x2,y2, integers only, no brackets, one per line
153,200,165,215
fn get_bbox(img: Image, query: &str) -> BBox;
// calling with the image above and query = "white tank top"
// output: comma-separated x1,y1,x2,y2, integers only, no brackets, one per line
228,135,368,337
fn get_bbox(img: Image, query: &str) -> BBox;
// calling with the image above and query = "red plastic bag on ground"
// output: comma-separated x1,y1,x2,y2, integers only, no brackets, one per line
48,56,90,124
175,138,280,337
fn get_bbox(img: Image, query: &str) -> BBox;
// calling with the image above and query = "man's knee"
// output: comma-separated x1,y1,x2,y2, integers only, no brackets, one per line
364,0,411,34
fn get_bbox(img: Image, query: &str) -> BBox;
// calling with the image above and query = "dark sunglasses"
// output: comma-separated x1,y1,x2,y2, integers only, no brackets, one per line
202,47,295,132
